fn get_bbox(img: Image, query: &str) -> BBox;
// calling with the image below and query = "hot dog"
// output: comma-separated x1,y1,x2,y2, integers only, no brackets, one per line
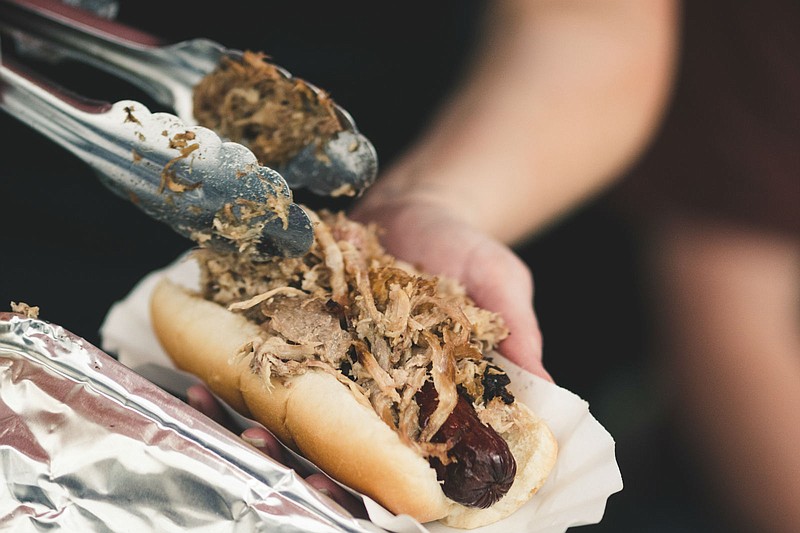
149,209,557,528
416,380,517,509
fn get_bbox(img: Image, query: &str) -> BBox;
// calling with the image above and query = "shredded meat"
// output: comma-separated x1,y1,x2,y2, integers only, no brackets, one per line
195,208,516,459
160,131,202,194
477,398,521,435
10,301,39,319
418,331,458,443
193,51,344,167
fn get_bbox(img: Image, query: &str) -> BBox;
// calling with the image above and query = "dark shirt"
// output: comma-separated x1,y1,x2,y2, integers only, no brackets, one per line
616,0,800,237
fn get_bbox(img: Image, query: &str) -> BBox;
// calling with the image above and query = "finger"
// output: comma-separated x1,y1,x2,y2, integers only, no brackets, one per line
241,426,285,464
463,243,553,381
304,473,367,519
499,334,553,382
186,384,235,425
494,292,552,382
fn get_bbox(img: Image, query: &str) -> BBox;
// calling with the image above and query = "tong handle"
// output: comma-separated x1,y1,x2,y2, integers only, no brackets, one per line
0,0,220,119
0,59,314,258
0,59,120,172
1,0,379,198
1,0,162,47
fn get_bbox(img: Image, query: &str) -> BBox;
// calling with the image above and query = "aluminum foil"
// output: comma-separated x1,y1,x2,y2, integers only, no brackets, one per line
0,312,384,533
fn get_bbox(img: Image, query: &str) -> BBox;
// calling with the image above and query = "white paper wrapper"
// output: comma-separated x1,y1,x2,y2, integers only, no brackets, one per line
101,254,623,533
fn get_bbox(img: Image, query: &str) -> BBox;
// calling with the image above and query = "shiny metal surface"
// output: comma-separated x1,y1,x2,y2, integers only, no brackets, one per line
0,0,378,258
0,61,313,258
0,0,378,196
0,312,384,532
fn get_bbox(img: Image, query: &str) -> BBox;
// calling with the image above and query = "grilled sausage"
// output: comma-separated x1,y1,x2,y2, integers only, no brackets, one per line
416,381,517,508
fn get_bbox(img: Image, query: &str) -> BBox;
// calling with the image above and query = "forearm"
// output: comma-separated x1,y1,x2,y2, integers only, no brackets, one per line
358,0,679,244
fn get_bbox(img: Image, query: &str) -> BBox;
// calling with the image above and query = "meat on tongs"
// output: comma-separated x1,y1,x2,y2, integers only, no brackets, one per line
0,0,378,259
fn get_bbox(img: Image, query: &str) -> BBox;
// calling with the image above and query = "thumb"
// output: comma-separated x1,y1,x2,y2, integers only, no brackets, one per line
462,241,552,382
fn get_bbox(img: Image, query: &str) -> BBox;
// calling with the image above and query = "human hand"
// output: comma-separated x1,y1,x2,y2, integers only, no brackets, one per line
350,196,552,382
185,384,366,518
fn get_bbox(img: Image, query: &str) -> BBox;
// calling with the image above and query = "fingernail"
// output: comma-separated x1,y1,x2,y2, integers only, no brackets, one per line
241,430,267,448
316,488,332,498
185,387,201,409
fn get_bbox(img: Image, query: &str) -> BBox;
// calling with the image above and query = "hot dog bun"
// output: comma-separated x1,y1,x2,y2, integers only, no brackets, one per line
150,278,557,528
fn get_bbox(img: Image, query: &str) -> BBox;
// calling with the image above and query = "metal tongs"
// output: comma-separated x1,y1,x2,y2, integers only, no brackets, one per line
0,0,378,259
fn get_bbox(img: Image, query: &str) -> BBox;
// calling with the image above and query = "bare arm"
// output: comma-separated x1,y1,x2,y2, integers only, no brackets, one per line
351,0,679,375
356,0,679,244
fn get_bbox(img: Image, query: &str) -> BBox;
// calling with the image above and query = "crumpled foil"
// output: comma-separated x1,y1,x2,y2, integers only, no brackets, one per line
0,312,384,533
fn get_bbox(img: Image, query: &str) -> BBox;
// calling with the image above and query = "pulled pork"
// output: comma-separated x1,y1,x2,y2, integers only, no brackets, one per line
195,208,515,459
193,51,344,167
10,301,39,319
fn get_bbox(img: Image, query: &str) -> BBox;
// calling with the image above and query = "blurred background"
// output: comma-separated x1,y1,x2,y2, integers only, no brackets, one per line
2,1,791,531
